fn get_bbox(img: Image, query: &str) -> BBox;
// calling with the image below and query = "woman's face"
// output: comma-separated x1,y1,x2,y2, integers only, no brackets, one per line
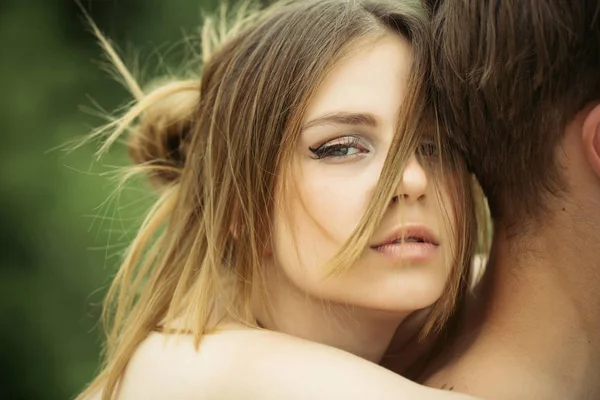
271,33,457,313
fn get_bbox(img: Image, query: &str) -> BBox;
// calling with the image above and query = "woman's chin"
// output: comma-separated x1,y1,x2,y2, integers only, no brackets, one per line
348,277,447,314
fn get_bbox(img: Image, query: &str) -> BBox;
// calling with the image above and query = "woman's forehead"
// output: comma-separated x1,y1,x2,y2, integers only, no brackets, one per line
302,34,413,129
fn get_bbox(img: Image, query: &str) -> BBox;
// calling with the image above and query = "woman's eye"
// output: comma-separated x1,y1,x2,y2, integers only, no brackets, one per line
309,136,368,160
313,145,360,158
417,141,439,158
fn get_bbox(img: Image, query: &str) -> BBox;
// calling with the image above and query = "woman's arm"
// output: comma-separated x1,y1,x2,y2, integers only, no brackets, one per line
116,329,479,400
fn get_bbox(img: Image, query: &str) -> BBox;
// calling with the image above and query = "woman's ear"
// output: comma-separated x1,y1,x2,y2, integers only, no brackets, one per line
230,203,241,240
230,203,273,256
262,233,273,257
582,103,600,179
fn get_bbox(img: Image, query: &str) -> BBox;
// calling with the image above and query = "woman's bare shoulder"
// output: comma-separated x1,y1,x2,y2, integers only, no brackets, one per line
117,327,480,400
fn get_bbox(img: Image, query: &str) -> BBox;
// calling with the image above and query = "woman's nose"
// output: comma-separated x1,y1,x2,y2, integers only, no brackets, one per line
391,155,428,203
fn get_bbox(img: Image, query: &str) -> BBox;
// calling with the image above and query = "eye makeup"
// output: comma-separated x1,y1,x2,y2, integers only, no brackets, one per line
308,135,371,161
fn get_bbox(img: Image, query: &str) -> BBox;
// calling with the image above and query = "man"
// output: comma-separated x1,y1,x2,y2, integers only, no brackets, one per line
421,1,600,399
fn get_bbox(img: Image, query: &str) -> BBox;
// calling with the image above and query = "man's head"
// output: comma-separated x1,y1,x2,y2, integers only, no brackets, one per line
431,0,600,228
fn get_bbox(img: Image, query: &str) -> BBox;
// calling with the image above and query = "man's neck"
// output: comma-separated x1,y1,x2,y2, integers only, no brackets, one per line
425,210,600,399
486,221,600,392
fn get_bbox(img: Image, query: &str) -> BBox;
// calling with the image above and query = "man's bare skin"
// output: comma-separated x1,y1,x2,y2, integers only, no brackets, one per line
424,190,600,399
417,1,600,398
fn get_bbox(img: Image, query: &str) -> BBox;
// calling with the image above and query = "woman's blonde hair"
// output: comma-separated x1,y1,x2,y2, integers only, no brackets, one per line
78,1,482,398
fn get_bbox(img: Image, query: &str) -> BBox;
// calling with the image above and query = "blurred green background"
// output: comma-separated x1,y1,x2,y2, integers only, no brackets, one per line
0,1,262,398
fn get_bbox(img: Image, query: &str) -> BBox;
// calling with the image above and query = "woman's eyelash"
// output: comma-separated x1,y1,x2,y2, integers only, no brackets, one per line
308,136,366,160
307,137,437,161
416,140,439,158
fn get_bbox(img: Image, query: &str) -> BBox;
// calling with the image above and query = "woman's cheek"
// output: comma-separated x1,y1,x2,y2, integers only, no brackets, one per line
300,172,373,244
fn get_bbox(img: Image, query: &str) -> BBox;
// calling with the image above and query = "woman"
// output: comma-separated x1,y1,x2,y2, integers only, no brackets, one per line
79,0,482,399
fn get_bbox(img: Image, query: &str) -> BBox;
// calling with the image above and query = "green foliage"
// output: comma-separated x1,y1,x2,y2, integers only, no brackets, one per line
0,1,249,398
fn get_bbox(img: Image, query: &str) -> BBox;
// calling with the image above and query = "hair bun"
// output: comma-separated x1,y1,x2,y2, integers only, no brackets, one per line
127,88,199,187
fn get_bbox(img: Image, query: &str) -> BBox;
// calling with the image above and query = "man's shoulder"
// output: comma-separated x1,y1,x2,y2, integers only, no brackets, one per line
422,345,563,400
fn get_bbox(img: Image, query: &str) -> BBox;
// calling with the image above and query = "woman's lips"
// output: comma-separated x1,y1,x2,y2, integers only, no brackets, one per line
371,240,439,262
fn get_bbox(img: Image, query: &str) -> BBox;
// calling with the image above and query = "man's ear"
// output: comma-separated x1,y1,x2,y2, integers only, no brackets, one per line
583,103,600,179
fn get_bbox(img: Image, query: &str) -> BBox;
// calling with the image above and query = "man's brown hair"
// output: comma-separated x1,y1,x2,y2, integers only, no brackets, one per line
431,0,600,225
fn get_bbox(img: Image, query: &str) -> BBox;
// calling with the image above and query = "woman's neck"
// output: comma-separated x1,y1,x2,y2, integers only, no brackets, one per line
253,268,410,363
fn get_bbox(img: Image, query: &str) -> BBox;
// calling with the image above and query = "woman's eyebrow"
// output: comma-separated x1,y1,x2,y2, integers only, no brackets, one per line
302,112,378,130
